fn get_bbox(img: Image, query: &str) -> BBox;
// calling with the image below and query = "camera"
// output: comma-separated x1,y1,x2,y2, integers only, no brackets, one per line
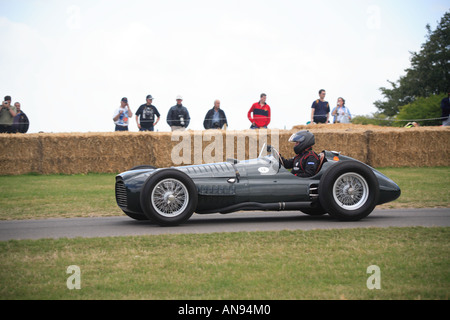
213,122,221,129
179,116,185,126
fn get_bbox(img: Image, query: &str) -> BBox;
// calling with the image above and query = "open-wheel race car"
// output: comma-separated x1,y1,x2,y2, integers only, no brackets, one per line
115,142,401,226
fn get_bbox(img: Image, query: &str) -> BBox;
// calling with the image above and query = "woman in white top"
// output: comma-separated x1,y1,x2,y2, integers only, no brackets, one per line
332,97,351,123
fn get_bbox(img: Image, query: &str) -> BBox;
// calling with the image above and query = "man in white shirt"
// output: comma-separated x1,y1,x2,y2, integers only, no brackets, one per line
113,97,133,131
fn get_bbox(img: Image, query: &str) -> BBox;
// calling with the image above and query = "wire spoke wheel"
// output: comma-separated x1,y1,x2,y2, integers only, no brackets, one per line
332,172,369,210
151,178,189,217
141,169,198,226
319,161,379,221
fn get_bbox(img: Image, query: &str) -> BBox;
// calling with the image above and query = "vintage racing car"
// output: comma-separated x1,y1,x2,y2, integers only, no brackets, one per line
115,143,401,226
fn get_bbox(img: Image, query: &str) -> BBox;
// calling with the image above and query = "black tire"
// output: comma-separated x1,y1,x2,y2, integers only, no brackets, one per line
129,165,157,171
140,169,198,226
300,203,327,216
319,161,379,221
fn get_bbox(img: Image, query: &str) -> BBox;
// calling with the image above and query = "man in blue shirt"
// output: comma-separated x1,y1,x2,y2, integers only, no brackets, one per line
310,89,330,124
11,102,29,133
203,100,228,129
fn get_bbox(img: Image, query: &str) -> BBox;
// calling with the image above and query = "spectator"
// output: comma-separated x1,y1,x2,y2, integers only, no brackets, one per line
248,93,271,129
331,97,351,123
404,122,420,128
135,95,160,131
167,95,190,131
113,97,133,131
11,102,29,133
0,96,17,133
203,100,228,129
310,89,330,124
441,88,450,126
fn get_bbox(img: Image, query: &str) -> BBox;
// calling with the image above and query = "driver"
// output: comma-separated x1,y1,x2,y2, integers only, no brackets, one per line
282,130,320,177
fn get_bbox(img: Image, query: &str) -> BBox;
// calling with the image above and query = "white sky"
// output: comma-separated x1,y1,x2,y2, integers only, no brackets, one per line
0,0,448,133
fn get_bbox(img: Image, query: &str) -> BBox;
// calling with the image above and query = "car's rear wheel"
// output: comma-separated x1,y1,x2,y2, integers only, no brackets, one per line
319,161,379,221
140,169,198,226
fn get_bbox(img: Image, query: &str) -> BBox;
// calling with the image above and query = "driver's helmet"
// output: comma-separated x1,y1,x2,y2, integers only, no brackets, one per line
288,130,315,154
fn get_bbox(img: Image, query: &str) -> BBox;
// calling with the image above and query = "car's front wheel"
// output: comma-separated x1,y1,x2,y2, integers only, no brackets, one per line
300,203,327,216
319,161,379,221
121,210,149,221
140,169,198,226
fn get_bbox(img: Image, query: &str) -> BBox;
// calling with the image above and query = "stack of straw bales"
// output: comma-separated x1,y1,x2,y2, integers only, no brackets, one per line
0,125,449,175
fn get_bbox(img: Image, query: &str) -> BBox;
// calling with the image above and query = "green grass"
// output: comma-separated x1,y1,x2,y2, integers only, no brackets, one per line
0,173,122,220
0,227,448,300
377,167,450,208
0,167,448,220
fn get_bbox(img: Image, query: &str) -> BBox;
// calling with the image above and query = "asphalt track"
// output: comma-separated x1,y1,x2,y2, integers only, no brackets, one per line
0,208,449,241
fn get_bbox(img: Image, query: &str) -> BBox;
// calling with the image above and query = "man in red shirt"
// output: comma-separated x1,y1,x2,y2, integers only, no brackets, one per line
248,93,271,129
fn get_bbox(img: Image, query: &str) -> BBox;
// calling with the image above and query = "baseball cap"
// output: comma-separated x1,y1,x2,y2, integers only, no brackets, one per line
176,95,183,100
146,95,154,100
121,97,128,103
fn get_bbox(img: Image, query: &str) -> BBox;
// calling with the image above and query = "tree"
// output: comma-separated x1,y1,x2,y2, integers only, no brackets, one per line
375,11,450,116
351,112,394,126
395,93,446,126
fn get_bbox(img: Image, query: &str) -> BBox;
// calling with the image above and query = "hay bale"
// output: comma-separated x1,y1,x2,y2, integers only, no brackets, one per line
368,127,450,167
0,134,42,174
0,125,449,175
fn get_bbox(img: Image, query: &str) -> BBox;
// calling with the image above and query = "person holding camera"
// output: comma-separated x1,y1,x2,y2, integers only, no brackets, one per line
167,95,190,131
0,96,17,133
203,100,228,130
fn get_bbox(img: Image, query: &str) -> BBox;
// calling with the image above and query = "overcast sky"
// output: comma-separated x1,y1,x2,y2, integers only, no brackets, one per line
0,0,448,133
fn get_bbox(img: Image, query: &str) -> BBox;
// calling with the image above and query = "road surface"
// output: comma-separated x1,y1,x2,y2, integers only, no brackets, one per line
0,208,449,241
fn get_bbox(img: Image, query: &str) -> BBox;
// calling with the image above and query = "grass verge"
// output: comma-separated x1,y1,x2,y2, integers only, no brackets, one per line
377,167,450,209
0,227,448,300
0,173,121,220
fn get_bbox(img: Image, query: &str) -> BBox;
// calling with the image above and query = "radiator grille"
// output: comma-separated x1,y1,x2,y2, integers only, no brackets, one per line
115,180,128,208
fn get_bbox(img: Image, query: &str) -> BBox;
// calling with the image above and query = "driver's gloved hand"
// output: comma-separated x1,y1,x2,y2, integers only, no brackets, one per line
267,145,272,152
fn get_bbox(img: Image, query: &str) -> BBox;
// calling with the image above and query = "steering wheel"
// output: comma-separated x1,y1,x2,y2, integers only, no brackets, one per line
267,145,284,168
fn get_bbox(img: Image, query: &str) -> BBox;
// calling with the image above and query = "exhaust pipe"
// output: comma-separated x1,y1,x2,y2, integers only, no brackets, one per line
195,201,313,214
